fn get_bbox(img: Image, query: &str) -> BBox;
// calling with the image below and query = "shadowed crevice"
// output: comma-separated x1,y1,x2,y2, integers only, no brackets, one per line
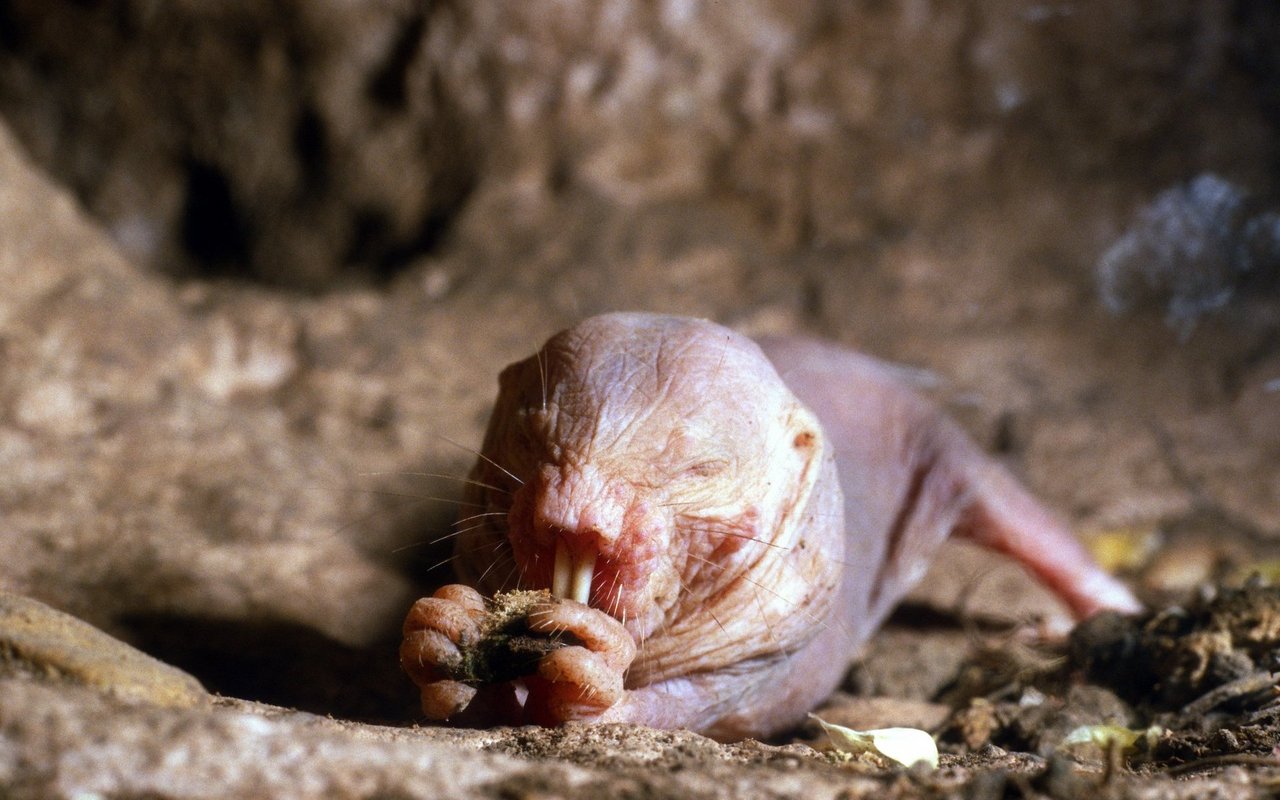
118,614,418,724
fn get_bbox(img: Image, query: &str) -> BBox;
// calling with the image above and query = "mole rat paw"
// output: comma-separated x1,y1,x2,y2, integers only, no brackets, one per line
400,584,488,701
525,599,637,672
523,599,637,724
527,646,626,723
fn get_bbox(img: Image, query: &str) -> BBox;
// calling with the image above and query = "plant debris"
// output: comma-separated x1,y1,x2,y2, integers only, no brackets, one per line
809,714,939,768
932,581,1280,780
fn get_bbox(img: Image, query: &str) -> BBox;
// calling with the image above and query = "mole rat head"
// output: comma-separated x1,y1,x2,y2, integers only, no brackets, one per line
458,313,832,640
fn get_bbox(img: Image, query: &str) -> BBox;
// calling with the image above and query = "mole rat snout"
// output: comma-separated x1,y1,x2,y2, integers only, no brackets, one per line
518,463,663,612
533,464,628,545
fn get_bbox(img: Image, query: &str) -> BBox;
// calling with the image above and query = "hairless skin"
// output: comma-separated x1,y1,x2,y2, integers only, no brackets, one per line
401,313,1141,741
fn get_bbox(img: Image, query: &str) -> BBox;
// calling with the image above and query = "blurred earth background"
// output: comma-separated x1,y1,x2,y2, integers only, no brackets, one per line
1,1,1278,797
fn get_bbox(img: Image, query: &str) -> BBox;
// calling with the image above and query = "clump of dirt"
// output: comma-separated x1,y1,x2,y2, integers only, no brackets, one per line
441,589,571,687
1070,582,1280,717
933,583,1280,774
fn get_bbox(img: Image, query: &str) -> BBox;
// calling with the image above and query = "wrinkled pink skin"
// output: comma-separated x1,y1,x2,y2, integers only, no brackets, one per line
401,313,1140,741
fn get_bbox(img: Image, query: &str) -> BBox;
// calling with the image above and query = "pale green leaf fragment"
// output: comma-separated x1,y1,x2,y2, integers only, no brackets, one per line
809,714,939,768
1061,724,1161,753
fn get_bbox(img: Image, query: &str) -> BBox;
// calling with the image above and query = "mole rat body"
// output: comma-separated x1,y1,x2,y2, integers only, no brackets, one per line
401,313,1139,740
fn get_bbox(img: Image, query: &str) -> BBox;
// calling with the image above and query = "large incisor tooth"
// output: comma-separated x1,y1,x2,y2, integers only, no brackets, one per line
552,541,571,599
570,550,597,604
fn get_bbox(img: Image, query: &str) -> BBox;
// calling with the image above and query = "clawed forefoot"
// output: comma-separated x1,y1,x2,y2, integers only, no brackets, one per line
400,584,636,727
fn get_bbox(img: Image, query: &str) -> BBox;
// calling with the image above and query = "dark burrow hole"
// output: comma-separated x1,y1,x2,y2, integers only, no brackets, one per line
349,204,468,283
367,11,427,111
293,105,330,195
119,613,419,724
179,159,254,279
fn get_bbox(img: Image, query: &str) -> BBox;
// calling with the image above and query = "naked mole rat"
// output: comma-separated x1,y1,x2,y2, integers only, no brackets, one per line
400,312,1140,740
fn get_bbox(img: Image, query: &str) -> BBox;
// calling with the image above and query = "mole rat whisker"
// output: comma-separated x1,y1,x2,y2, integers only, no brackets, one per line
750,590,782,648
767,548,858,644
536,620,564,637
736,572,832,632
356,470,511,495
682,546,815,611
683,552,730,585
389,527,468,554
424,552,459,574
453,510,509,528
704,332,732,386
424,527,475,546
607,577,623,619
634,583,658,662
439,435,525,486
497,560,521,591
684,547,829,634
352,488,485,508
675,576,709,615
388,540,430,555
450,519,499,538
453,539,511,561
718,530,790,551
474,544,510,586
536,347,548,411
706,607,728,636
672,563,727,636
328,500,431,540
657,500,698,510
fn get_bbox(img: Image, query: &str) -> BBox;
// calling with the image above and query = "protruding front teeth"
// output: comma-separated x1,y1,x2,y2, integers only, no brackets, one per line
551,541,596,605
570,549,596,604
552,541,572,598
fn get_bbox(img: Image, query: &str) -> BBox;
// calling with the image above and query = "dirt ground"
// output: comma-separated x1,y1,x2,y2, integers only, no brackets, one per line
1,2,1279,798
